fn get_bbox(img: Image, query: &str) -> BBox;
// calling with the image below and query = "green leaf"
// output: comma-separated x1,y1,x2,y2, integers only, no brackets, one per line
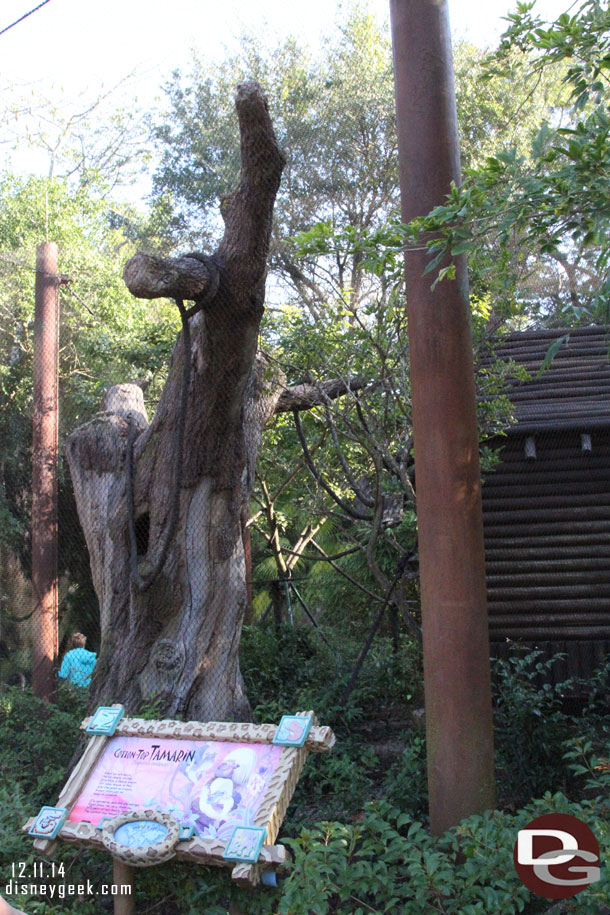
536,334,570,377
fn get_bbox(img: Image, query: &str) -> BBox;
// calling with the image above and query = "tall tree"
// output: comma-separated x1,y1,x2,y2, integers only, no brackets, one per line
0,174,172,658
150,6,569,316
408,0,610,324
67,83,287,719
151,7,398,316
2,77,150,197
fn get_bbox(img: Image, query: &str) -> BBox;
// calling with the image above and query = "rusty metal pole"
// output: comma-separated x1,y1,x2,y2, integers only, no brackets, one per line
389,0,496,833
31,242,60,701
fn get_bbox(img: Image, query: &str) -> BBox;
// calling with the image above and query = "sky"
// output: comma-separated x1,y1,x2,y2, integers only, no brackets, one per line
1,0,574,93
0,0,574,192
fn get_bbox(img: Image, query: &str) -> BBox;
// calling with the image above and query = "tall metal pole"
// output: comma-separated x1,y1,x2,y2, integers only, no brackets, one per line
389,0,496,833
32,242,60,701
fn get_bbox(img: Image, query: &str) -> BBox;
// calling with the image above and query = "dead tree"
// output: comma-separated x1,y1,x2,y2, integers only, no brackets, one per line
66,83,286,721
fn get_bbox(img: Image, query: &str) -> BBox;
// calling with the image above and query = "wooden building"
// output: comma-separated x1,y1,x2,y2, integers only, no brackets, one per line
481,325,610,684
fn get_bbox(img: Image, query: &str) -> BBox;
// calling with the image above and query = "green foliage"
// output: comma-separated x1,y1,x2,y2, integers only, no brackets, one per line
151,1,563,317
498,0,610,111
280,794,609,914
5,78,151,199
0,688,112,913
454,40,569,172
0,171,179,648
240,624,338,722
404,0,610,323
0,687,80,806
151,5,397,259
492,651,610,813
0,171,177,437
382,733,428,821
240,625,421,826
2,654,610,914
240,624,421,730
290,744,379,829
492,651,572,804
136,694,169,720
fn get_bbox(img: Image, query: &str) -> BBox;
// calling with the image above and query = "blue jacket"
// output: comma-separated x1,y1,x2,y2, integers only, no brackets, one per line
58,647,97,687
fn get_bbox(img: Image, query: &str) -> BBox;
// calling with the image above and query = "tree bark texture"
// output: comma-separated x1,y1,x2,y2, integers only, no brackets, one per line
67,83,286,721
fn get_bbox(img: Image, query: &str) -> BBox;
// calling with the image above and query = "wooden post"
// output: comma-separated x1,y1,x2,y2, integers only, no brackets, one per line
389,0,496,833
31,242,60,701
112,859,135,915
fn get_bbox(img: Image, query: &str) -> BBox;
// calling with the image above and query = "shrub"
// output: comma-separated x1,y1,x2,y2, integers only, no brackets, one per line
0,686,85,807
382,733,428,821
0,687,112,913
280,790,609,915
492,651,575,805
4,649,609,913
240,623,421,730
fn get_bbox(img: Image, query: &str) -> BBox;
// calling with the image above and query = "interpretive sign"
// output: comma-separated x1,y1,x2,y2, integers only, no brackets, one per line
69,735,283,840
23,707,335,888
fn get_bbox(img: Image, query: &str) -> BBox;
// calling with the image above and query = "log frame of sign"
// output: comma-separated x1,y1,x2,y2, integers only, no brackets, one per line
23,707,335,889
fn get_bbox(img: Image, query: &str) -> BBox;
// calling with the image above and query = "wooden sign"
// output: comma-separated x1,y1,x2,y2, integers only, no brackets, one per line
23,707,335,888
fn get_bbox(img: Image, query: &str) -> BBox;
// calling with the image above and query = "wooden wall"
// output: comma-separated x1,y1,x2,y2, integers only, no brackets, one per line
483,428,610,683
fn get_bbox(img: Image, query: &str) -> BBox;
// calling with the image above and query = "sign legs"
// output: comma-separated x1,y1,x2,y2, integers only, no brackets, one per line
112,859,135,915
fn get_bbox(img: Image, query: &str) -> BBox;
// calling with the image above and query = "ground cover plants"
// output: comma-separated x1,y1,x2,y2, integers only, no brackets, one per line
1,634,608,914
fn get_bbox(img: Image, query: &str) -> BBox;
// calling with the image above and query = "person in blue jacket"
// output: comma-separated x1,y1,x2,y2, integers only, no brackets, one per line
58,632,97,687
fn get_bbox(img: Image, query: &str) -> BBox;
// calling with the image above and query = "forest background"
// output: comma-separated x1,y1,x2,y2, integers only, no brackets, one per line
0,0,609,913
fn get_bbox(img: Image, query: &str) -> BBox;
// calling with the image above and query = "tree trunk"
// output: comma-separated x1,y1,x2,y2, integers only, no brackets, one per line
66,83,286,721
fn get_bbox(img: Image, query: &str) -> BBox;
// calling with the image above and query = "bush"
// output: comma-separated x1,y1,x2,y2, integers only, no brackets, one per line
0,686,85,807
280,788,610,915
4,648,609,913
0,687,112,913
492,651,576,806
240,624,420,825
382,733,428,821
240,623,421,729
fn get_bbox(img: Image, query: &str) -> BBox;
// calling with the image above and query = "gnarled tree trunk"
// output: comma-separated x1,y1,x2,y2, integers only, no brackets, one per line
66,83,286,720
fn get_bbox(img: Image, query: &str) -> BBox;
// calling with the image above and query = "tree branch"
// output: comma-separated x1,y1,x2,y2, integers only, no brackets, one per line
309,539,383,603
123,253,217,302
274,248,324,319
260,480,289,577
293,410,373,521
286,519,326,572
217,81,286,283
321,395,375,508
279,544,362,563
276,376,368,413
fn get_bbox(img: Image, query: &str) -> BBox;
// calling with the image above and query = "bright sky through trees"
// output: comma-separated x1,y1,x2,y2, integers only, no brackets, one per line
0,0,572,191
2,0,573,89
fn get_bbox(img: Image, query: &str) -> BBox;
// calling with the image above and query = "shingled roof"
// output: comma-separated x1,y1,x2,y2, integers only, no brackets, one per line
488,324,610,432
481,324,610,682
